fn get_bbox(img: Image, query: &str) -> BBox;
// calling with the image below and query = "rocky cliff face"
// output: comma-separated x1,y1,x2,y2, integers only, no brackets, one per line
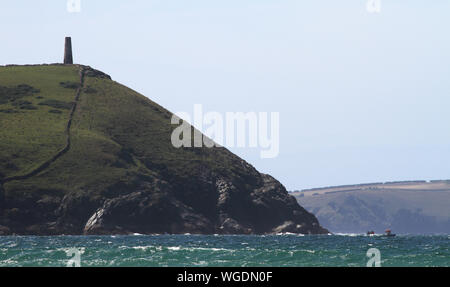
0,65,328,235
82,174,327,235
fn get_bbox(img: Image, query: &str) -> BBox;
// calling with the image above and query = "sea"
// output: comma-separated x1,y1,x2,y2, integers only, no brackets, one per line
0,234,448,267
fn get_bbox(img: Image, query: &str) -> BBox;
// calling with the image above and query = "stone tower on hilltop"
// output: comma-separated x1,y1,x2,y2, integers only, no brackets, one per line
64,37,73,64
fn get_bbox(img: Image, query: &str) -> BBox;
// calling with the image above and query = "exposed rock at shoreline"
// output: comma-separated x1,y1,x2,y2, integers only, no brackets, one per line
82,174,328,235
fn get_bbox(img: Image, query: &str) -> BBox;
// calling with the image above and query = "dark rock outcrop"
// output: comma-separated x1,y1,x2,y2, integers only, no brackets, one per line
0,225,11,236
81,174,328,235
83,66,111,80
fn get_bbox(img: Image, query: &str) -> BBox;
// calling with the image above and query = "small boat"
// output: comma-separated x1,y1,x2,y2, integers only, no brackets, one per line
366,231,375,236
383,229,396,237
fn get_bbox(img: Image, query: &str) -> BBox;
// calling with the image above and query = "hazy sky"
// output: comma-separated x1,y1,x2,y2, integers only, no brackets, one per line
1,0,449,190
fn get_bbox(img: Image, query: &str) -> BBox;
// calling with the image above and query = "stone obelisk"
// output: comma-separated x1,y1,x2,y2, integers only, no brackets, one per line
64,37,73,64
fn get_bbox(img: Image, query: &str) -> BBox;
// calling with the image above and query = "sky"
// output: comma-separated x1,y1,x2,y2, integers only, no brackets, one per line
1,0,449,190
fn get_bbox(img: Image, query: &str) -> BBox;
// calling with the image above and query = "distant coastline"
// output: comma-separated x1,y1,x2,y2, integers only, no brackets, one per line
292,180,450,234
291,179,450,196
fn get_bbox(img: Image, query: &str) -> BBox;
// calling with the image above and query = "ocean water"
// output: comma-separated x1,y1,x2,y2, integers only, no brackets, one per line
0,234,448,267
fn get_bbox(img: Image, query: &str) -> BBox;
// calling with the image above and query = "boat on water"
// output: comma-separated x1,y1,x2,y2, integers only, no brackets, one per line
383,229,396,237
366,229,396,237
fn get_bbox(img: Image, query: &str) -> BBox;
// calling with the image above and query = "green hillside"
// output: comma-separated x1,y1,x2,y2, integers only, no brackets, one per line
0,65,78,179
0,64,327,235
1,64,241,202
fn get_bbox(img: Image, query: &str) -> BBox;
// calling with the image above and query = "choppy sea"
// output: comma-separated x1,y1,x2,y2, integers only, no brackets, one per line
0,234,448,267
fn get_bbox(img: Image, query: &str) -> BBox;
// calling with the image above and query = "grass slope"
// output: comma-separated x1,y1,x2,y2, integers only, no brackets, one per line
0,65,79,180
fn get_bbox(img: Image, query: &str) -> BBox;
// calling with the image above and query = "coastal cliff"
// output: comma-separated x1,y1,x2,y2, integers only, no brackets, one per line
0,64,328,235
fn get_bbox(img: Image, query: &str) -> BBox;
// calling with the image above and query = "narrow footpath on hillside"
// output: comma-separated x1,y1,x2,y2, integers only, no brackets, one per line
1,66,86,184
